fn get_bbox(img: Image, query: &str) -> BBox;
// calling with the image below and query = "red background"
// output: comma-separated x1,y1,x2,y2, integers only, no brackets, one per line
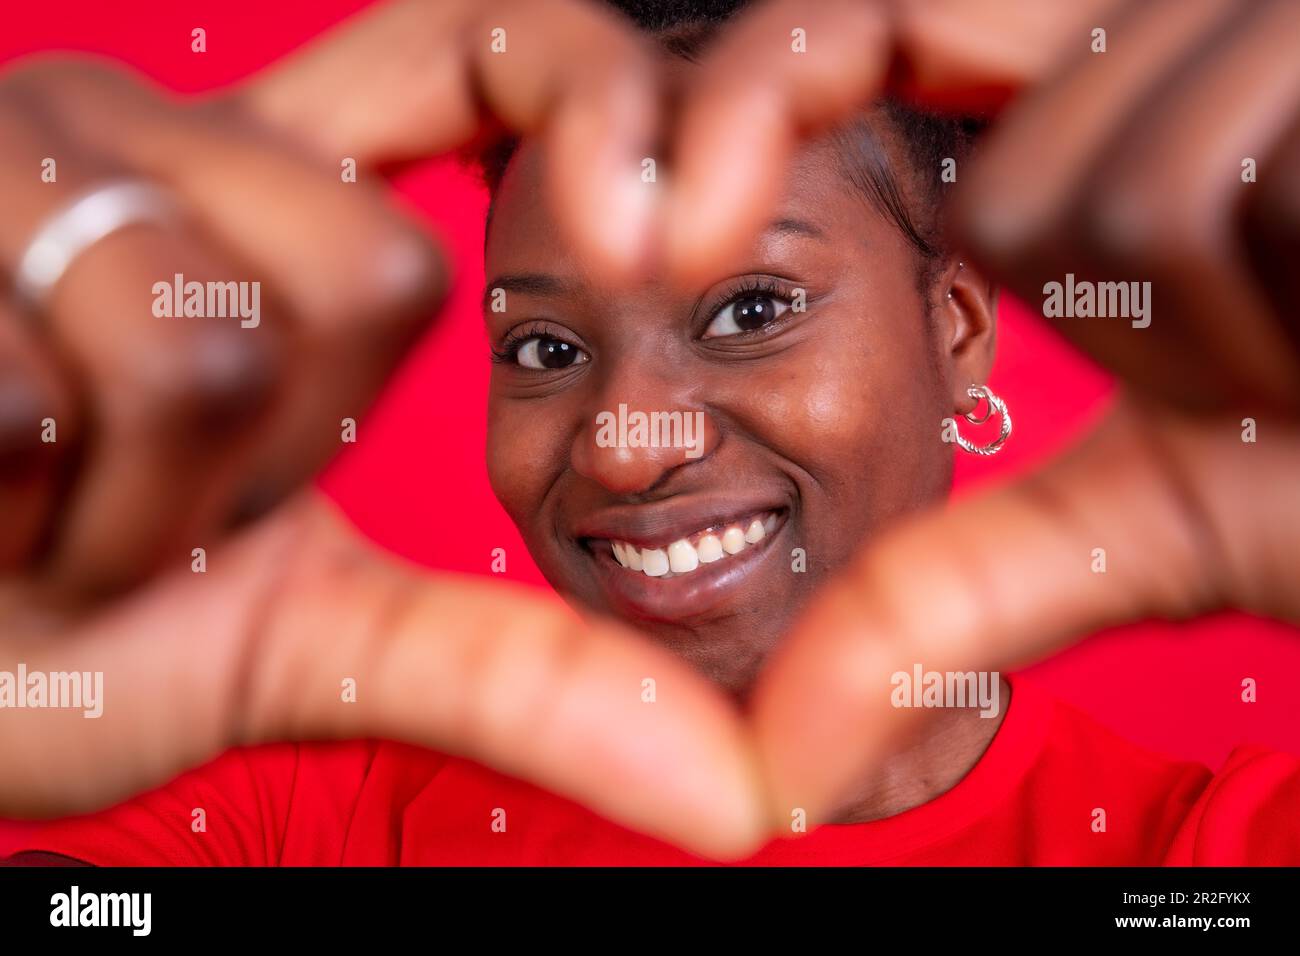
2,0,1297,855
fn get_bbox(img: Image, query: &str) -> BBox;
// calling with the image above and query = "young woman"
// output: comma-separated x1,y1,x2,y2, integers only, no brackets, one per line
3,0,1298,865
476,19,1010,831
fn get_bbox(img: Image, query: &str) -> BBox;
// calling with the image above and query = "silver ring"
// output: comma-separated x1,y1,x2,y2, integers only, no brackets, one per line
12,179,181,312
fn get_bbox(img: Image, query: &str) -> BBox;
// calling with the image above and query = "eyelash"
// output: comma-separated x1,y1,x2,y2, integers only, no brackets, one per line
490,321,570,365
702,276,795,337
489,277,800,367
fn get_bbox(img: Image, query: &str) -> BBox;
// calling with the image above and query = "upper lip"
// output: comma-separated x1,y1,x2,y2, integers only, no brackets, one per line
570,492,788,550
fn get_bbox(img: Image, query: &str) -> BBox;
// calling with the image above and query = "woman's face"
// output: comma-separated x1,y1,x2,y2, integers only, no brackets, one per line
484,119,995,695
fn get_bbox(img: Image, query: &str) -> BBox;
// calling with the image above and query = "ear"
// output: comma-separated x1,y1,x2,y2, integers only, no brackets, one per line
933,257,997,416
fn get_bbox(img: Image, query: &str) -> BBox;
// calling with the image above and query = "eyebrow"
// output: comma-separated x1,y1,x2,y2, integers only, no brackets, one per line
482,272,577,309
768,217,827,240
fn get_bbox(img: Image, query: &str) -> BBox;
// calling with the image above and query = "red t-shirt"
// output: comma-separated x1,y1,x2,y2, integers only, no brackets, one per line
15,677,1300,865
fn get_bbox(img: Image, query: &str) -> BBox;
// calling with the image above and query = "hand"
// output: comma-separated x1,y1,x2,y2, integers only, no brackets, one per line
5,0,1298,861
716,0,1300,824
0,0,769,861
661,0,1128,283
1,0,663,602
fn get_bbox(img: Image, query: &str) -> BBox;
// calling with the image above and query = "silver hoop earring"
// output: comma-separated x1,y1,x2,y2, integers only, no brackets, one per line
956,384,1012,456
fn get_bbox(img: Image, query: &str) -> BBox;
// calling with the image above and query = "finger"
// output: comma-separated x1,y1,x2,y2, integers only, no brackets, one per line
35,224,285,596
956,0,1235,275
890,0,1126,107
0,305,79,570
0,73,286,596
233,0,479,164
24,62,443,335
0,493,769,861
961,0,1300,412
239,0,662,277
750,400,1300,824
1070,0,1300,411
16,60,445,521
1242,112,1300,339
664,0,890,284
664,0,1120,285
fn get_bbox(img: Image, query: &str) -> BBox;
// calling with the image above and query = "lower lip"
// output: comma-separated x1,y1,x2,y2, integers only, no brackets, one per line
584,513,788,623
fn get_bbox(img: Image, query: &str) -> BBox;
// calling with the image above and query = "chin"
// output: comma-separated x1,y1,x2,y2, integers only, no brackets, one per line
559,580,792,701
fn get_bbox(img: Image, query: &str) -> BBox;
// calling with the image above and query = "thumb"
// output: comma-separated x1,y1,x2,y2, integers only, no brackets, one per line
750,399,1300,825
1,493,769,861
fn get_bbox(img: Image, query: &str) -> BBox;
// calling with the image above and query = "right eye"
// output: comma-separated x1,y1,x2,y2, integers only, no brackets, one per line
514,335,590,370
702,292,791,339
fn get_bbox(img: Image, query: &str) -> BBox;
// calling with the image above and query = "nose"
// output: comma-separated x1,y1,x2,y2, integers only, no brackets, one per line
570,368,720,496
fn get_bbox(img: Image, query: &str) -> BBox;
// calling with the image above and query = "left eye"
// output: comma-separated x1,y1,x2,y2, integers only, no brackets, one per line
703,293,791,339
515,335,589,369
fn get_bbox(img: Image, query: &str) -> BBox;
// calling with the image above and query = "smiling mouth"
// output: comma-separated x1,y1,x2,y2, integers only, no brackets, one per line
578,507,789,623
604,510,780,579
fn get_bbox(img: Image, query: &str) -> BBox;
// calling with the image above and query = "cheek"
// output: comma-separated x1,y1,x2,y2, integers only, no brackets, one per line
485,396,562,527
771,319,939,464
741,357,874,462
750,355,920,496
736,290,950,540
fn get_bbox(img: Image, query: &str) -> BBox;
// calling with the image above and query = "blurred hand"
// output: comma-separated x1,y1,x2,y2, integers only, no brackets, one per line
4,0,1299,861
1,0,666,599
725,0,1300,826
0,0,766,861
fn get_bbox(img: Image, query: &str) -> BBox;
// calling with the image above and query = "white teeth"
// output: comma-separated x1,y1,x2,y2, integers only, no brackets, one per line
641,548,670,577
668,539,699,573
605,512,780,579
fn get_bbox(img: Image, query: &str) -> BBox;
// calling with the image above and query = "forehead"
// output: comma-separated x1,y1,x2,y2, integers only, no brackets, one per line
484,119,906,278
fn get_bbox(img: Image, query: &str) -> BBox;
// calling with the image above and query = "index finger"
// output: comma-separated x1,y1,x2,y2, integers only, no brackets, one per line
239,0,662,277
664,0,1118,284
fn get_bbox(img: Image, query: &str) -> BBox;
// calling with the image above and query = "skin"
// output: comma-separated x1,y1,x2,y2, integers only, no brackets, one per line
710,0,1300,822
485,85,1006,818
0,0,772,859
1,0,1298,859
0,0,663,602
